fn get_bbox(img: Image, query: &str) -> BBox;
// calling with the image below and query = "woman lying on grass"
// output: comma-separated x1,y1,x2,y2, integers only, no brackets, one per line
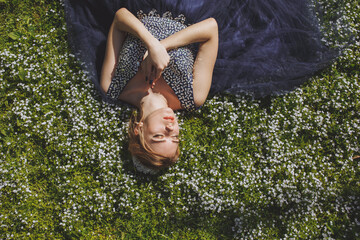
64,0,337,174
100,8,218,173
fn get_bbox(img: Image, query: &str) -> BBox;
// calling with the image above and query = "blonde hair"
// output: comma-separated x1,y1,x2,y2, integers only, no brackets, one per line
128,110,180,170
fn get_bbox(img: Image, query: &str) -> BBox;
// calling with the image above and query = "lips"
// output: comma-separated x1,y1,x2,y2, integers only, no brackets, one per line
163,116,175,121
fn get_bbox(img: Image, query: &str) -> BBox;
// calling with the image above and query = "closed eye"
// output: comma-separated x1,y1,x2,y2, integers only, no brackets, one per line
172,135,180,142
153,134,164,139
151,134,179,143
153,134,174,142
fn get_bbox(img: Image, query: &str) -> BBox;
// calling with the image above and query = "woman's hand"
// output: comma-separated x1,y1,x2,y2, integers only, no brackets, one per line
102,8,170,91
140,41,170,87
160,18,218,106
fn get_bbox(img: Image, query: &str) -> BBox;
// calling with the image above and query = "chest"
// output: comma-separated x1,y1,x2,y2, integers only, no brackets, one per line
119,72,183,110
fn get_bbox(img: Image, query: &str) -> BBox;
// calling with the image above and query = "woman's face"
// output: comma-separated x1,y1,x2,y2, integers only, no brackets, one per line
142,107,179,158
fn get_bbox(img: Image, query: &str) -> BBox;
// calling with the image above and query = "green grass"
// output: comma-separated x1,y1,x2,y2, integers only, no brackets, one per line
0,0,359,239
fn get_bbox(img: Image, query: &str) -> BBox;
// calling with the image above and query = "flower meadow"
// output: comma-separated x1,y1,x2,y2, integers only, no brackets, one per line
0,0,359,239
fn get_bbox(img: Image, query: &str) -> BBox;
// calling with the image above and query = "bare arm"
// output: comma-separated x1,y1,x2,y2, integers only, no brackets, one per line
100,17,126,93
100,8,169,92
101,9,218,106
160,18,218,107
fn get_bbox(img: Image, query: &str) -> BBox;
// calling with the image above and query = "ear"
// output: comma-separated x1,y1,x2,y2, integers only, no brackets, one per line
134,121,143,136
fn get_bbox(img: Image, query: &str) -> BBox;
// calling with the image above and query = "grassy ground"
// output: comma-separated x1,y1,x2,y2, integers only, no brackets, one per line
0,0,359,239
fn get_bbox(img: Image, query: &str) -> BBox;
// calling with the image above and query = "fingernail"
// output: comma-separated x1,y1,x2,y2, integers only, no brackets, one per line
145,76,148,82
149,79,153,85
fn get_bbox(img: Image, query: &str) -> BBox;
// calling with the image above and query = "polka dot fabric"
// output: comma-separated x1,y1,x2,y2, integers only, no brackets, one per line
107,10,197,111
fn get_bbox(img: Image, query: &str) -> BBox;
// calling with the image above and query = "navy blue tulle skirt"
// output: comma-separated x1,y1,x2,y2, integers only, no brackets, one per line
63,0,337,100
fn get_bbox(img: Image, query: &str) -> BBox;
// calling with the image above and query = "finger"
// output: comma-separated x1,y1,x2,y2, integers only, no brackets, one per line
140,58,146,72
143,50,148,60
149,72,155,86
143,66,151,82
152,78,159,87
144,61,152,81
150,67,158,81
140,61,148,81
154,68,162,80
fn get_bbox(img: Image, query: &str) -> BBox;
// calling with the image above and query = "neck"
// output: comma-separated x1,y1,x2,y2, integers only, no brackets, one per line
140,88,168,119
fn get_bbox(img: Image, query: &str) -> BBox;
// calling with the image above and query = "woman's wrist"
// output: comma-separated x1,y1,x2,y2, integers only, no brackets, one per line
159,39,170,51
145,37,160,51
158,18,217,51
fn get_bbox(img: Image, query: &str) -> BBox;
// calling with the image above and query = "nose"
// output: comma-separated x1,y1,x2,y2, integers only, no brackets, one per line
165,123,174,131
